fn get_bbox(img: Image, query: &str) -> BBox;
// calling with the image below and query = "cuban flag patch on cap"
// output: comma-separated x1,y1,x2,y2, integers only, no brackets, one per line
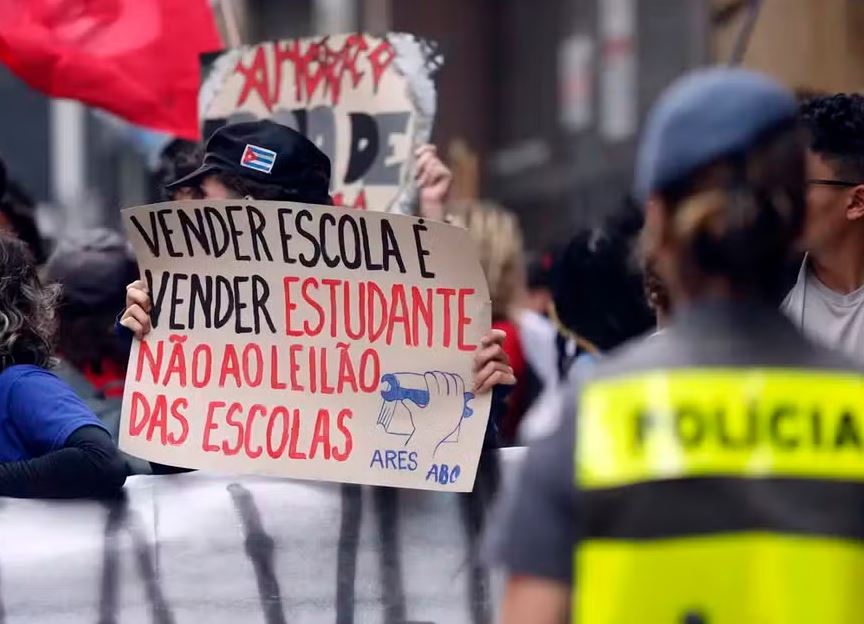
241,144,276,174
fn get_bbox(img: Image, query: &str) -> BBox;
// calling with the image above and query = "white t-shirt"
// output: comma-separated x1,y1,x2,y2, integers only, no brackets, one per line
781,259,864,362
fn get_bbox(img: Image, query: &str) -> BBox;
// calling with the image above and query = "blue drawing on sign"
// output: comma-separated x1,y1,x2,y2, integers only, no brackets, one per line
377,372,474,456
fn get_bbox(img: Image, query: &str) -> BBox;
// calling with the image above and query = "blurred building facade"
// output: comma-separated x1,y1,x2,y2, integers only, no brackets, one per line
1,0,863,249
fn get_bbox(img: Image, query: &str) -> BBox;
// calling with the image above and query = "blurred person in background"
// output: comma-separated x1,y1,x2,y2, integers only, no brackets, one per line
490,69,863,623
517,200,655,443
154,138,204,201
781,94,864,361
0,172,47,266
523,251,556,315
0,232,126,497
549,198,655,359
513,250,574,443
44,229,151,474
458,201,535,444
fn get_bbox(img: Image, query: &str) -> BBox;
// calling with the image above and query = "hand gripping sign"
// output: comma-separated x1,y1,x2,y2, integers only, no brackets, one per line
120,200,492,491
200,33,443,214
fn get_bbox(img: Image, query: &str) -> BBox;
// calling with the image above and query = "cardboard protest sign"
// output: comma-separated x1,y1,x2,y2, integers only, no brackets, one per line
120,200,492,492
200,33,442,213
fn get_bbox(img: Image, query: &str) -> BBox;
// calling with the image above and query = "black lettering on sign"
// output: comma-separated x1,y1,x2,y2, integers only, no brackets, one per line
345,113,379,185
145,270,170,329
234,276,252,334
277,208,297,264
215,276,234,329
226,205,251,262
204,206,232,257
338,214,362,269
156,209,182,258
130,212,162,258
412,219,436,279
251,275,277,335
247,205,274,262
297,209,321,267
380,220,406,274
190,274,214,329
320,213,340,268
307,105,335,161
169,273,189,330
365,112,410,185
178,209,211,256
360,219,382,271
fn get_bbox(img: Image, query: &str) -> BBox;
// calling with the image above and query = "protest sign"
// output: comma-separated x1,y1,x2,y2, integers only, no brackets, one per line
199,33,442,213
120,200,492,492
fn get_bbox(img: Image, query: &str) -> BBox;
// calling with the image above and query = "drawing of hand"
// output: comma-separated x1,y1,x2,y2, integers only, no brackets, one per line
403,372,467,456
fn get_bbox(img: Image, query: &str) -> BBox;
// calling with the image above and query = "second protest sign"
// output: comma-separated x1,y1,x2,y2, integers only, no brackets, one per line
120,200,492,491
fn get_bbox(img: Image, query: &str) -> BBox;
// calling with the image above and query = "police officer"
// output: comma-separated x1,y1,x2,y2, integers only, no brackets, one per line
488,68,864,623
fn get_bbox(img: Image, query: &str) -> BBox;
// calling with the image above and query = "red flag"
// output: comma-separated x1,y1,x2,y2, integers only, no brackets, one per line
0,0,222,139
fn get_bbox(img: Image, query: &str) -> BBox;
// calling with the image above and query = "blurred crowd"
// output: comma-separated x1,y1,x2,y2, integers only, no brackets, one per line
3,80,864,447
6,86,864,457
2,58,864,621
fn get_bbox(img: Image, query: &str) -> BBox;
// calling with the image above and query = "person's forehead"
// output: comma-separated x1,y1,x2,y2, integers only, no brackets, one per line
806,149,836,177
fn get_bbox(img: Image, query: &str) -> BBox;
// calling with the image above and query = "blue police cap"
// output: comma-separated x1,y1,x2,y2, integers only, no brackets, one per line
634,68,797,202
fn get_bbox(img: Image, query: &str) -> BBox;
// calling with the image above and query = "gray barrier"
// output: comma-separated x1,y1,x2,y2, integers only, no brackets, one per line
0,448,524,623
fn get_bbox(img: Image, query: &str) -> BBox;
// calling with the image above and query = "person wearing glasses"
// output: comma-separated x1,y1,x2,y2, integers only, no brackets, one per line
781,94,864,361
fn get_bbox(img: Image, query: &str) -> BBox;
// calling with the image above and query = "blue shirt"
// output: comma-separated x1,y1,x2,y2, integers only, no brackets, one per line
0,365,108,462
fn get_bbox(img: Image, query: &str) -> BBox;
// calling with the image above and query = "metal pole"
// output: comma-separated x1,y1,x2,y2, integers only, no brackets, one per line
218,0,243,48
729,0,763,66
50,99,90,228
313,0,358,34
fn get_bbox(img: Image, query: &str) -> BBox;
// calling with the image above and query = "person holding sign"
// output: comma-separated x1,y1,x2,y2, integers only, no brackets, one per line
490,69,864,624
119,118,515,484
0,234,127,498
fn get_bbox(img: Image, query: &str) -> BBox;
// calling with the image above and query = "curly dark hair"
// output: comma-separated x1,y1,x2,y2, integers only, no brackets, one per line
800,93,864,180
0,233,59,369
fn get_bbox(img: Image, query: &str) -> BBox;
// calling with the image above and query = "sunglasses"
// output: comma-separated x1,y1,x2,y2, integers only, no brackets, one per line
808,179,864,188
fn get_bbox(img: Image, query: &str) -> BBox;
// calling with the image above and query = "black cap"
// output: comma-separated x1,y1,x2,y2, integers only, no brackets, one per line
166,120,332,204
44,229,138,315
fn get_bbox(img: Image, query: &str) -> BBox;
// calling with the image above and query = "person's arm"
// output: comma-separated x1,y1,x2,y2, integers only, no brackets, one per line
115,311,134,352
485,396,577,618
415,144,453,222
0,425,126,498
4,368,128,498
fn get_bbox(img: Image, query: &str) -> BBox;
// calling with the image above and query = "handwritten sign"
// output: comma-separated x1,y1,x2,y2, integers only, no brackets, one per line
200,33,442,213
120,200,491,492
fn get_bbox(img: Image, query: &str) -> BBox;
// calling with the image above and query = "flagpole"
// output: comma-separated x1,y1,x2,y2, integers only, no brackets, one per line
218,0,243,48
